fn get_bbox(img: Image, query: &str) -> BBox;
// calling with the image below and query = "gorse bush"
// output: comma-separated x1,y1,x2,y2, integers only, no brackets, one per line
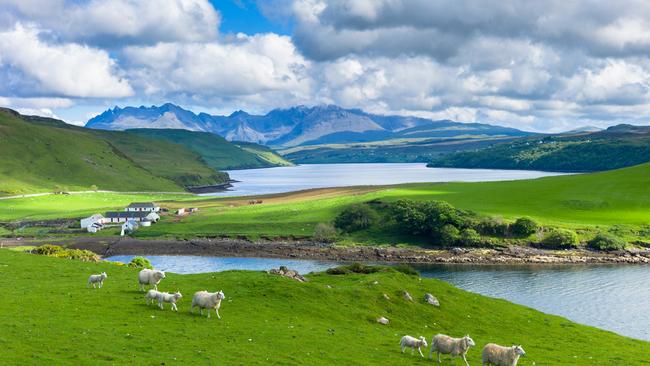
540,229,579,249
128,256,153,269
33,244,99,262
33,244,63,255
313,223,338,243
334,204,379,232
588,233,626,251
511,217,539,236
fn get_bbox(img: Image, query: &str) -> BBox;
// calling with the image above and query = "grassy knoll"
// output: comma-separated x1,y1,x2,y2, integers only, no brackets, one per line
131,163,650,242
0,249,648,365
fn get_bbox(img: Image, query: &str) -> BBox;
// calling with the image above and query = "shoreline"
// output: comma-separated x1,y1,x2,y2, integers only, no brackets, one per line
3,236,650,265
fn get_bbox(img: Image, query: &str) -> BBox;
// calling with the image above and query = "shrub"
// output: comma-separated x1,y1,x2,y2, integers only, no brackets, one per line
393,264,419,276
541,229,579,249
439,224,460,245
55,249,99,262
511,217,539,236
390,200,429,235
459,228,482,246
476,217,509,236
313,223,338,243
34,244,63,255
334,204,379,232
588,233,626,251
128,256,153,269
326,263,383,275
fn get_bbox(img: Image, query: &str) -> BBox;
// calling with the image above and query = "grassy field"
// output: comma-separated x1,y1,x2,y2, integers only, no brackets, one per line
0,249,648,365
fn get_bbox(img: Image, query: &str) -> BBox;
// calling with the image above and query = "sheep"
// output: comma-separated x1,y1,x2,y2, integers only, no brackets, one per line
158,291,182,311
482,344,526,366
138,269,166,292
145,289,162,306
429,334,476,366
399,335,428,357
190,290,225,319
87,272,107,288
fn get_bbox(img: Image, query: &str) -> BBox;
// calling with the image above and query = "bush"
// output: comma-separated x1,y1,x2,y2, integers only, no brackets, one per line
588,233,626,251
334,204,379,232
128,256,153,269
459,228,482,246
540,229,579,249
313,223,338,243
393,264,419,276
439,224,460,244
390,200,429,235
326,263,383,275
511,217,539,236
476,217,509,236
34,244,63,255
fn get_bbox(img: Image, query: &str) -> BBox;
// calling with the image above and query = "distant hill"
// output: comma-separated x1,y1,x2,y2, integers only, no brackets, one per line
428,125,650,172
125,129,292,170
86,103,533,148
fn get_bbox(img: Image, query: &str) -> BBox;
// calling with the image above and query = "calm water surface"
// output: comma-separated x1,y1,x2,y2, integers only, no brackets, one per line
208,163,567,196
107,255,650,341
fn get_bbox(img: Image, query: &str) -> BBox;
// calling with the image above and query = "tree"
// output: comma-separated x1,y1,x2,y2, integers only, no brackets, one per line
511,217,539,236
439,224,460,245
334,204,379,232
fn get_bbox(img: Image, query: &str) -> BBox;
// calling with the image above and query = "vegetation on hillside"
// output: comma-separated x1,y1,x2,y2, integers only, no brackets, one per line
126,129,292,170
1,249,648,365
429,129,650,171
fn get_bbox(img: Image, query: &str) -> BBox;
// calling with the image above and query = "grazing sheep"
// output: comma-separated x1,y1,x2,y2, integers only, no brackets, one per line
400,335,428,357
145,289,162,306
158,291,183,311
191,290,225,319
87,272,107,288
429,334,476,366
482,344,526,366
138,269,166,292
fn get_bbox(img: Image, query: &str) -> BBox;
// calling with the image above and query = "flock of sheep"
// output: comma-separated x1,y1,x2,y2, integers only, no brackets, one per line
89,268,524,365
87,268,226,318
400,333,526,366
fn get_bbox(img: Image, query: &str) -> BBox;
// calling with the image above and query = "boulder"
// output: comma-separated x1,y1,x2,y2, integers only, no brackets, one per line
267,266,308,282
403,290,414,302
377,316,389,325
424,293,440,307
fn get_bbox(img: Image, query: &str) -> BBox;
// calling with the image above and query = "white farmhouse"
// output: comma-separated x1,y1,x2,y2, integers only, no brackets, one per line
121,219,139,236
80,214,105,229
105,211,160,224
125,202,160,213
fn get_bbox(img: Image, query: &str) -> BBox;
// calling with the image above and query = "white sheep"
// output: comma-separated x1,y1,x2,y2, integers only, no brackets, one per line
482,344,526,366
138,269,166,292
145,289,162,306
87,272,107,288
158,291,183,311
400,335,428,357
429,334,476,366
191,290,225,319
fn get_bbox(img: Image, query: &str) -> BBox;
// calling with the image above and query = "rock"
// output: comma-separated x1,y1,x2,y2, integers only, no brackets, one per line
424,293,440,307
377,316,389,325
403,290,413,302
267,266,308,282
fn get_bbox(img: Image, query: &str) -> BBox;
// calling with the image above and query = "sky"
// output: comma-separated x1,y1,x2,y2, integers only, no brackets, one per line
2,1,650,132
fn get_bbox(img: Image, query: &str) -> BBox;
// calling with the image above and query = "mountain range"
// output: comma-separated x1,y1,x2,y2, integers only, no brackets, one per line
86,103,533,148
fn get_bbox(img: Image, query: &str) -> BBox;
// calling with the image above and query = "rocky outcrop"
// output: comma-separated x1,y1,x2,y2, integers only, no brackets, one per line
424,293,440,307
403,291,414,302
267,266,308,282
377,316,389,325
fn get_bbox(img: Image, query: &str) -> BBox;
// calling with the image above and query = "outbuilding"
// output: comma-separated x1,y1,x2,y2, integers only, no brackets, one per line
81,214,105,229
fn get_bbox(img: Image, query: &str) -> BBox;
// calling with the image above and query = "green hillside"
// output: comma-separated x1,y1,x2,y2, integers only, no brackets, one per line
1,249,647,365
126,129,292,170
233,141,294,166
0,109,182,195
429,128,650,171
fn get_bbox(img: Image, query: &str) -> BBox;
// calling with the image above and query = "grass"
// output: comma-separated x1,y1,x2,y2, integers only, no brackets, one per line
0,249,648,365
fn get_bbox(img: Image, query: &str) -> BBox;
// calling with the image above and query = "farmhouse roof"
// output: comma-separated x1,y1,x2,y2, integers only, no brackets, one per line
126,202,157,208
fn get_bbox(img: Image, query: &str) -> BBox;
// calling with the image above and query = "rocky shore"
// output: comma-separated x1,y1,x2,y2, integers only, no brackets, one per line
3,236,650,264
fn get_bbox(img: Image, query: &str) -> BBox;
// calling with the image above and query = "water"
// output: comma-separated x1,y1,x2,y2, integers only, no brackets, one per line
207,163,567,196
107,255,650,341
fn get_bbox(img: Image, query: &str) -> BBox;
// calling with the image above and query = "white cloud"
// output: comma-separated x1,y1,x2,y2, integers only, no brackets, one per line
0,24,133,98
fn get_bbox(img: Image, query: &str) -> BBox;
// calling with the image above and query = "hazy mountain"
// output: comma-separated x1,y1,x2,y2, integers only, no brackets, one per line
86,103,533,148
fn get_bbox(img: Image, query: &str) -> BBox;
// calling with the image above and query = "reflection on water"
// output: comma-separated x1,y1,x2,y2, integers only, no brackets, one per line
206,163,567,197
106,255,649,341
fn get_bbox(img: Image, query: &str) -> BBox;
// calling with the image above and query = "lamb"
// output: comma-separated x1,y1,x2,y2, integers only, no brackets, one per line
191,290,225,319
158,291,183,311
138,269,166,291
145,289,162,306
429,334,476,366
87,272,107,288
399,335,428,357
482,344,526,366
